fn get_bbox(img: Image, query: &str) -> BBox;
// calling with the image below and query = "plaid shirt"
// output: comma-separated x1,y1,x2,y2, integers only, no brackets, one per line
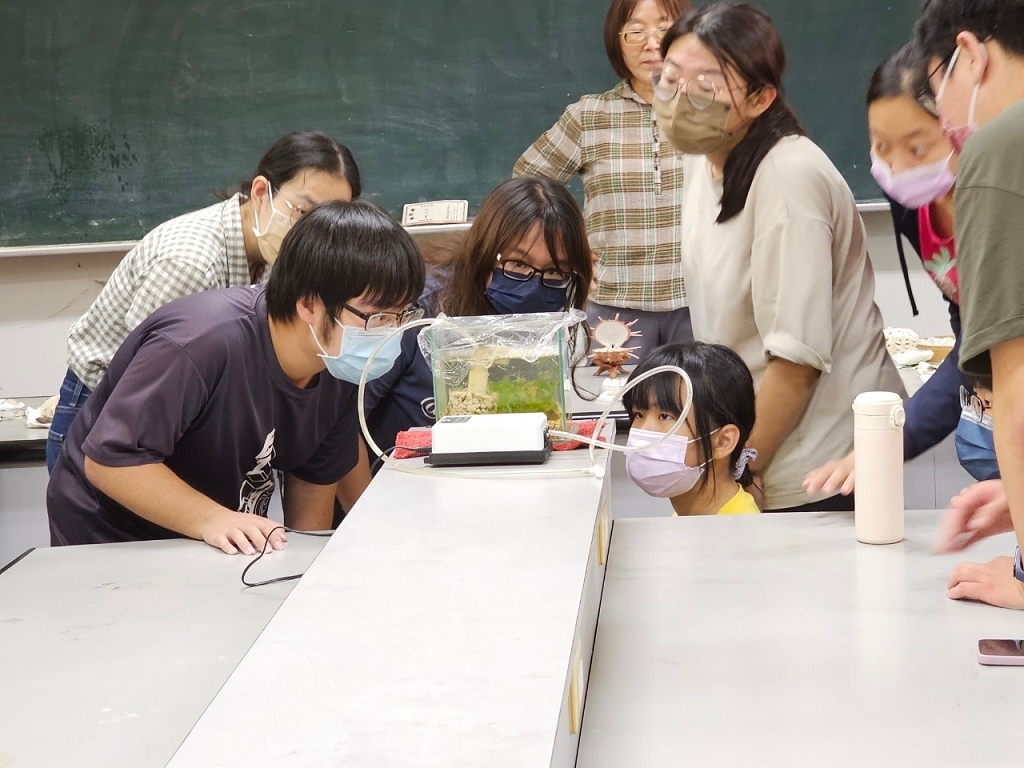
67,195,252,389
514,81,686,311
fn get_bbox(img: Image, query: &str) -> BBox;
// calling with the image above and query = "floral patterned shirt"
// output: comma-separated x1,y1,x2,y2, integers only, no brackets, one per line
918,203,958,305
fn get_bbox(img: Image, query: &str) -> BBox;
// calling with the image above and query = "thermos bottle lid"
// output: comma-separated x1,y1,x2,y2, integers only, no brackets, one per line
853,391,905,427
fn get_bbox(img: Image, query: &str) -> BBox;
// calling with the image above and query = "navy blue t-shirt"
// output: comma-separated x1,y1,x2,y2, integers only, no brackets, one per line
47,286,360,545
363,266,447,456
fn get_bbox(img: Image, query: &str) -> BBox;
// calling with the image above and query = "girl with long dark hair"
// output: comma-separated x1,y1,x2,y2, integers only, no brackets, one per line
655,2,903,511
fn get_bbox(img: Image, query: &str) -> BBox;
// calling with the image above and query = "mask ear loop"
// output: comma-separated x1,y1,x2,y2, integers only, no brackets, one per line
253,184,277,238
308,316,345,359
935,46,961,107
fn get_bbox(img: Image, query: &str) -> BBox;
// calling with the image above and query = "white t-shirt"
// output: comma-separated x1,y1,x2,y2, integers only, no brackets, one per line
680,135,904,509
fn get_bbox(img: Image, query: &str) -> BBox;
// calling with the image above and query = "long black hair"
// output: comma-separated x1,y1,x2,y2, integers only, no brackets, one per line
661,2,805,223
623,341,757,492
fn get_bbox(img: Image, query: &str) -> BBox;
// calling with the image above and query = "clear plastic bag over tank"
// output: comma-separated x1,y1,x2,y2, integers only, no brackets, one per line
418,310,585,431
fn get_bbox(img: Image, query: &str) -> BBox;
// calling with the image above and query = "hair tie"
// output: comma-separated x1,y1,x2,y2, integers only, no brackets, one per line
732,448,758,480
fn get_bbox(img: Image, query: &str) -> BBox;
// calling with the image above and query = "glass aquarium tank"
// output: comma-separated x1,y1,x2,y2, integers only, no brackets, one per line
420,311,581,431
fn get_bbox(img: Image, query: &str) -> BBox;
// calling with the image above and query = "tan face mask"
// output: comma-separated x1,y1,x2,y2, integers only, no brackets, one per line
654,89,738,155
251,186,292,266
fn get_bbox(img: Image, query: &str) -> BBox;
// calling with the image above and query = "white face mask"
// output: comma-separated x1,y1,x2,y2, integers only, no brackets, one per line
252,186,292,266
624,427,712,498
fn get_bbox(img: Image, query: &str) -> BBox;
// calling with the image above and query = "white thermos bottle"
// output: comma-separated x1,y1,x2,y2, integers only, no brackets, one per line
853,392,905,544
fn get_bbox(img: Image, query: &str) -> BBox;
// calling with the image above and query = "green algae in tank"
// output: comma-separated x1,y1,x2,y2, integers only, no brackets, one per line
435,352,566,430
427,313,572,431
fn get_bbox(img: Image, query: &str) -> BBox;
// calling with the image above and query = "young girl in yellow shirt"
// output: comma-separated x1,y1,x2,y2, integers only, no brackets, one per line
623,342,759,516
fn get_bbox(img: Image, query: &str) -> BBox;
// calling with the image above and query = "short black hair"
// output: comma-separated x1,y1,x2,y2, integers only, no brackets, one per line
623,341,757,492
266,200,425,323
915,0,1024,65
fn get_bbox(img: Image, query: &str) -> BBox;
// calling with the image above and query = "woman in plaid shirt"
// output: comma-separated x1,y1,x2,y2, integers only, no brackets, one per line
46,132,360,472
514,0,691,361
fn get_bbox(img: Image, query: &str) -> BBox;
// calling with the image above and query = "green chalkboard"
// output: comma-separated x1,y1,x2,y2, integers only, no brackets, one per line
1,1,917,247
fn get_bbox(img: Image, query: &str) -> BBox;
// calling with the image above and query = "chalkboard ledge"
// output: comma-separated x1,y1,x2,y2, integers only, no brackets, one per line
0,223,474,260
2,207,899,259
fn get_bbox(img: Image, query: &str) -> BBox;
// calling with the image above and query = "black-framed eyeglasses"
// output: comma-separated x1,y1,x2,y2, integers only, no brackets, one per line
343,303,425,330
960,385,990,425
915,48,956,113
498,256,575,289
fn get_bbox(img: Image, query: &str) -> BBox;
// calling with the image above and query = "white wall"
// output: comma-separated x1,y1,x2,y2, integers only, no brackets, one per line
0,211,954,399
0,251,124,398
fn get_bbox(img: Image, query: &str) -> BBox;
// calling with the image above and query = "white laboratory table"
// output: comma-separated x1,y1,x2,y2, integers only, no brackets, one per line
0,536,327,768
165,448,612,768
578,510,1024,768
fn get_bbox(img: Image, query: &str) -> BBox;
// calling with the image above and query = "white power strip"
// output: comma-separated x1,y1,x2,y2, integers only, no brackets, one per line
427,412,550,467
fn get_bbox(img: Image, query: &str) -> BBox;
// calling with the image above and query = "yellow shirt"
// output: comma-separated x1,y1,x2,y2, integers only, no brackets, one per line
673,484,760,516
717,485,760,515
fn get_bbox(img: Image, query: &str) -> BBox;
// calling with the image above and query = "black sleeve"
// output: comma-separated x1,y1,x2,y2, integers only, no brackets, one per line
83,335,210,467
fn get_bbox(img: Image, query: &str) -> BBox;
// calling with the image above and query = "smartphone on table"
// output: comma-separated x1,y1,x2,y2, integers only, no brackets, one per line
978,639,1024,666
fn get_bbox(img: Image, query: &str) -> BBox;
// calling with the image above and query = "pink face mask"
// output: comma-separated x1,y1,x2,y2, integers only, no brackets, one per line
870,151,956,209
624,427,709,498
935,46,984,154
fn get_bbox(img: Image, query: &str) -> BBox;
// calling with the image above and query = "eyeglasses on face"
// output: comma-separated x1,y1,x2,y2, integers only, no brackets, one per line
343,303,426,330
960,385,990,424
497,256,575,289
653,65,740,110
620,26,671,46
273,189,312,225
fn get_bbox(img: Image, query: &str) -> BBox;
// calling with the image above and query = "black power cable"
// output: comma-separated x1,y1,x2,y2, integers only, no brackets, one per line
241,526,334,588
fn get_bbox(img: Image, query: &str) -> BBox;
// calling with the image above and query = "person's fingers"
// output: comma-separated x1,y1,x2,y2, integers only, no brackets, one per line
803,464,836,493
947,579,991,603
934,500,978,550
253,519,286,550
214,534,239,556
971,499,1012,534
802,472,822,492
823,465,850,494
227,528,256,556
840,470,856,496
242,524,270,555
269,528,287,550
947,561,986,588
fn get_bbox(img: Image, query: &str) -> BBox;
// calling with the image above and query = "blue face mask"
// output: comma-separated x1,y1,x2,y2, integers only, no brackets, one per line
484,269,569,314
954,411,999,482
309,320,403,385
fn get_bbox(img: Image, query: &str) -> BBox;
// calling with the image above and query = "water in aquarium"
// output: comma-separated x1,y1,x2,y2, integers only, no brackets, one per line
435,350,566,430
